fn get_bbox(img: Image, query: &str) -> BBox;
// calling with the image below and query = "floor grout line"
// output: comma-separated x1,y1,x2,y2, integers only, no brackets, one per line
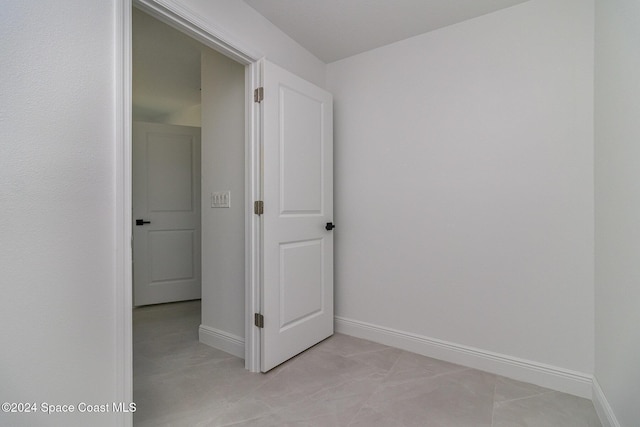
490,379,498,427
494,389,556,405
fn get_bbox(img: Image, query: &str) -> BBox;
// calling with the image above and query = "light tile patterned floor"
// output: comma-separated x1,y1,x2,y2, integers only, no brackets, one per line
133,300,601,426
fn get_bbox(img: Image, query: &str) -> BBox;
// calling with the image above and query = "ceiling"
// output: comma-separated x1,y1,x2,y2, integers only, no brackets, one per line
133,1,531,121
243,0,531,63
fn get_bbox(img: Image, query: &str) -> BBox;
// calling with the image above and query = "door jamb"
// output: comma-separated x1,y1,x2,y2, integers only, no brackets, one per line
115,2,133,427
116,1,263,423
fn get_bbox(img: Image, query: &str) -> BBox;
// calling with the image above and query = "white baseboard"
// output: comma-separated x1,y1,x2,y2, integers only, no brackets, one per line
199,325,244,359
335,316,593,399
592,377,621,427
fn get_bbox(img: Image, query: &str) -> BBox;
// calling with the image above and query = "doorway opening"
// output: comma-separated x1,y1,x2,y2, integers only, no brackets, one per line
129,4,261,421
129,0,262,384
116,1,263,421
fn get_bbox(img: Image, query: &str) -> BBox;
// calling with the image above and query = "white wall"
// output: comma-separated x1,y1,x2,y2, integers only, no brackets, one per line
327,0,594,387
199,48,246,350
594,0,640,425
166,0,326,88
0,1,120,426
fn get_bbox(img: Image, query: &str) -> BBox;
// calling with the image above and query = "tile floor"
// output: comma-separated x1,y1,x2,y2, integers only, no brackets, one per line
133,300,601,426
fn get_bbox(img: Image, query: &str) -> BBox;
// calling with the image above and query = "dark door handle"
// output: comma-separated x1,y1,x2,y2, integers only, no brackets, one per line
136,219,151,226
325,222,335,231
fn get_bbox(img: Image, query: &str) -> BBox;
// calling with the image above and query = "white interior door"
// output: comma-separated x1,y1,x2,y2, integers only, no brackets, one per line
261,60,334,372
133,122,201,306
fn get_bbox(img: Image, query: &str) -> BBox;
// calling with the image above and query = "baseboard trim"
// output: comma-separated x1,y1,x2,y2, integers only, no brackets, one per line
335,316,593,399
592,377,621,427
199,325,244,359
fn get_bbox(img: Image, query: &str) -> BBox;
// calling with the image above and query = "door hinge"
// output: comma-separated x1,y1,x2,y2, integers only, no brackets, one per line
254,87,264,103
254,200,264,215
254,313,264,328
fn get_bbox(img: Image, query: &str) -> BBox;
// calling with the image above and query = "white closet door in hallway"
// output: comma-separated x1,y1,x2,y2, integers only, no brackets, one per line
133,122,201,306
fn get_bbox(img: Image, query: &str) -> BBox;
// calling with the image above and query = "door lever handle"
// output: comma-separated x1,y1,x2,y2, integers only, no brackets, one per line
325,222,335,231
136,219,151,226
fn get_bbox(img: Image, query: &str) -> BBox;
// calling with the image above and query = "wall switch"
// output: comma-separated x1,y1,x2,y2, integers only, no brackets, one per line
211,191,231,208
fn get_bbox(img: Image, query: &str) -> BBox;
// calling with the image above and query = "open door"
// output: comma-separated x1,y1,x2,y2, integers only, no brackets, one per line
260,60,334,372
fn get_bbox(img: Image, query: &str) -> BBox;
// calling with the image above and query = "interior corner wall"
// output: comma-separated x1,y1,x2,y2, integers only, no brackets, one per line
158,104,202,127
171,0,326,88
0,1,119,426
327,0,594,383
200,48,246,349
594,0,640,425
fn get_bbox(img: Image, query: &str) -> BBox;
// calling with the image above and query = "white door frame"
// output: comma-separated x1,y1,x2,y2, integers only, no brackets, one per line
115,1,263,424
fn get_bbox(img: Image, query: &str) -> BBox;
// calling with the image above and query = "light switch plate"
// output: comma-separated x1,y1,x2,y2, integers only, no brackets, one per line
211,191,231,208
